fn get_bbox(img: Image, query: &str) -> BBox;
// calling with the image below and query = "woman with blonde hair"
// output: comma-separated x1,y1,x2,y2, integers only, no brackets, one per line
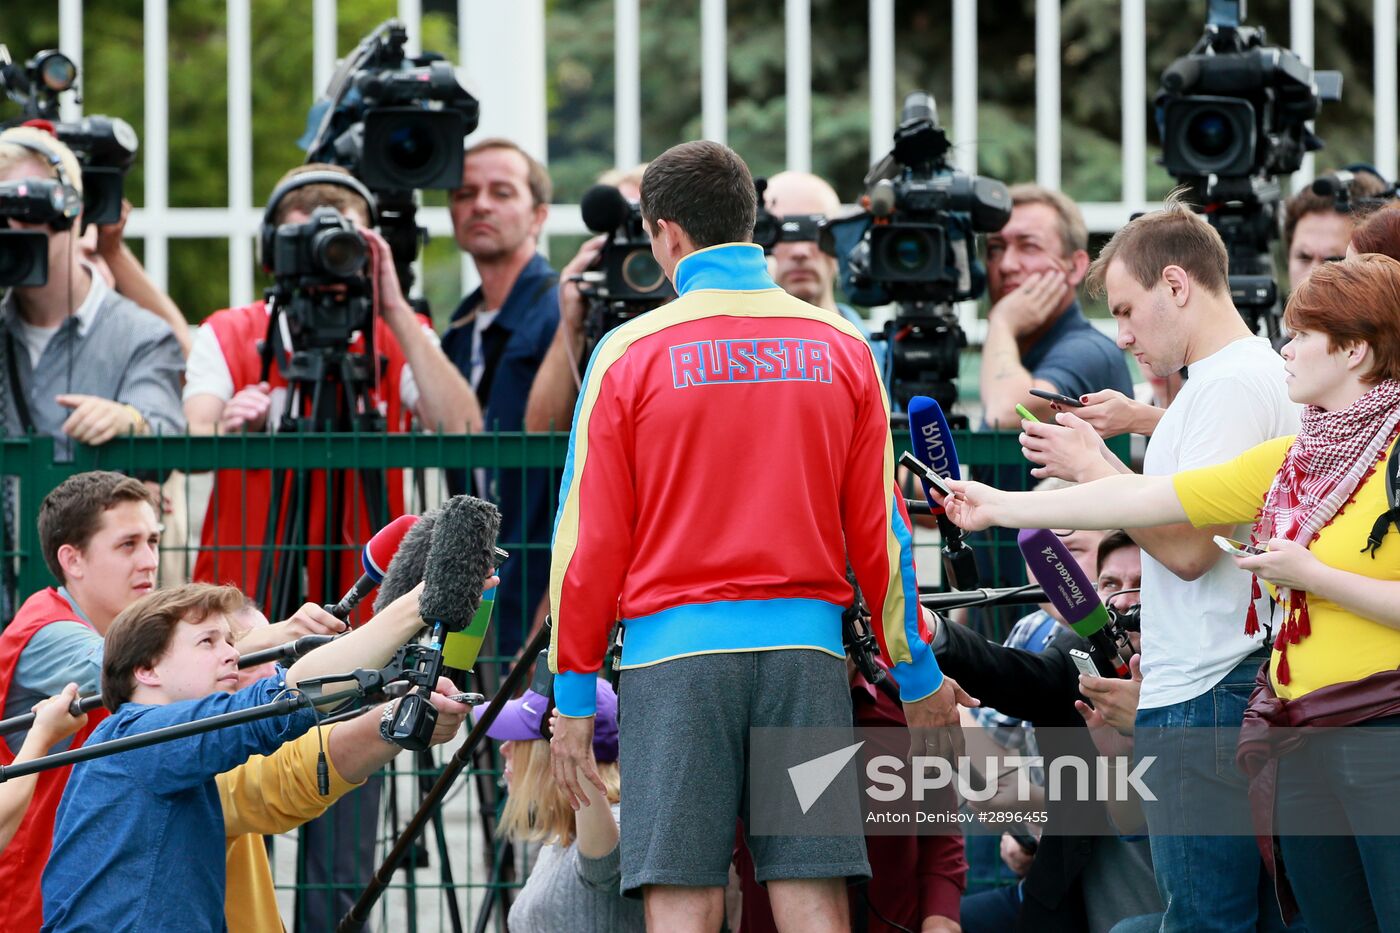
477,677,641,932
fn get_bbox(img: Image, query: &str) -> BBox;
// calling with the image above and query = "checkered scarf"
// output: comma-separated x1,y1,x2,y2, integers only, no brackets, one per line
1248,378,1400,683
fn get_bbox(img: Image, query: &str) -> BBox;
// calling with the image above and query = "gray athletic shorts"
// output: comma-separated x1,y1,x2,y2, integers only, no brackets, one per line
617,648,871,896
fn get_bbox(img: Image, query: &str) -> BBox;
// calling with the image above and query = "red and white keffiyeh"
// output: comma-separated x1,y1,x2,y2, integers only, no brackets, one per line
1248,378,1400,683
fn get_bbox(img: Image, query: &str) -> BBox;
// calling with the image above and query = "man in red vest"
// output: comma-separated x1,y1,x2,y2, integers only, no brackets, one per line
183,163,475,620
0,471,161,932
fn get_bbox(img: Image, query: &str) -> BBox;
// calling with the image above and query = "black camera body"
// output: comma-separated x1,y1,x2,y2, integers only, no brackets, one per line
1,46,140,227
272,206,369,281
0,179,70,287
576,184,675,371
1155,1,1341,340
823,91,1010,413
267,207,374,356
306,21,479,194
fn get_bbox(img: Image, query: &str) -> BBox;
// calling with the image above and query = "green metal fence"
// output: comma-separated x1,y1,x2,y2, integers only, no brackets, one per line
0,427,1126,931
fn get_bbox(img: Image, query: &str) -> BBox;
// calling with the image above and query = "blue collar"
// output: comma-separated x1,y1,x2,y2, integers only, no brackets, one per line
672,243,778,296
451,252,558,330
57,586,92,626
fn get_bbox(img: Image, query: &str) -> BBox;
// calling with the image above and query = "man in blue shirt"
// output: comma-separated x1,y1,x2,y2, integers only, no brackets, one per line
41,580,438,932
978,185,1133,428
442,138,559,658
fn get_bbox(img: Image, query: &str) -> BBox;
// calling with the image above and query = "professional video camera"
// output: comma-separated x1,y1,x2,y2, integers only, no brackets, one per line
1310,167,1399,216
575,183,675,372
821,91,1011,414
0,44,139,227
0,179,69,286
1155,0,1341,339
302,19,478,289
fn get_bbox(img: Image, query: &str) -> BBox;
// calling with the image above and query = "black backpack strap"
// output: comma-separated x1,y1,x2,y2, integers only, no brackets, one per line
1362,437,1400,558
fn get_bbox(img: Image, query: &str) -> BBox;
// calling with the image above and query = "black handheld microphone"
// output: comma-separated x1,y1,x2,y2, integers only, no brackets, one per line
385,496,500,751
237,634,337,669
905,396,980,589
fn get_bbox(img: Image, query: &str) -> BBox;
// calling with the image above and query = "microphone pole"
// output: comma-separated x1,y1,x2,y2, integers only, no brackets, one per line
0,633,342,739
338,620,552,932
0,683,366,783
919,584,1047,611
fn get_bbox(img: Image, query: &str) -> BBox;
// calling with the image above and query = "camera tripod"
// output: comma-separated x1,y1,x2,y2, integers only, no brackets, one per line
253,294,471,933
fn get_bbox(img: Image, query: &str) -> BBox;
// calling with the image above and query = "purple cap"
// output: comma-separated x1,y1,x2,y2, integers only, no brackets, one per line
474,678,620,763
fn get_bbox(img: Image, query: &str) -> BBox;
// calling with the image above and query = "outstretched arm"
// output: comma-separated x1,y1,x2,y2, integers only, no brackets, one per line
941,472,1186,533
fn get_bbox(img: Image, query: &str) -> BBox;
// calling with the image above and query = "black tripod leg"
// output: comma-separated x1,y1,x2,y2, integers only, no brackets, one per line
417,748,465,933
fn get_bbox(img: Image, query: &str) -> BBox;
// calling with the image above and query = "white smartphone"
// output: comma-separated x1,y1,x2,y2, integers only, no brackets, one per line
898,451,953,498
1068,648,1099,678
1213,534,1265,557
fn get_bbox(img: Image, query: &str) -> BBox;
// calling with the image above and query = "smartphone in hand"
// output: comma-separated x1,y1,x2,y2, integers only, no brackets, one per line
1029,388,1085,408
1213,535,1265,556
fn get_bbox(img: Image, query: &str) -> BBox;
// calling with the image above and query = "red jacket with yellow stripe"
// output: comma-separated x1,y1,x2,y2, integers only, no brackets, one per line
547,243,941,717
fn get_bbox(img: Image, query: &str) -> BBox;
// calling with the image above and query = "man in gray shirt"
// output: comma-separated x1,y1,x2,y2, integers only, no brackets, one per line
0,127,183,453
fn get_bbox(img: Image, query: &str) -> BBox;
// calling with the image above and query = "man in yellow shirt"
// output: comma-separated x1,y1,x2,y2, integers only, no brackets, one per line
219,604,470,932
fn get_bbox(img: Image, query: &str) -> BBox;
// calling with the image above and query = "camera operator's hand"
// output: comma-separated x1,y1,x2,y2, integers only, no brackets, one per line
988,270,1069,338
221,381,272,433
1018,411,1115,483
94,198,133,261
1073,389,1164,439
550,710,607,810
55,394,146,444
903,676,978,764
560,235,607,338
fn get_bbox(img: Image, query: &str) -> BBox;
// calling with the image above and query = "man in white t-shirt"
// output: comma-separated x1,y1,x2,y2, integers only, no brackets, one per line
1012,194,1300,933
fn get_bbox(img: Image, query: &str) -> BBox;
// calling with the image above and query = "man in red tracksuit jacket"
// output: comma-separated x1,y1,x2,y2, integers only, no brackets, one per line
0,471,161,932
546,140,976,933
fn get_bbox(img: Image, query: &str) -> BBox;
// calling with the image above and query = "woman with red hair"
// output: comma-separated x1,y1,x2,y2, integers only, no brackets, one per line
1349,201,1400,263
940,253,1400,929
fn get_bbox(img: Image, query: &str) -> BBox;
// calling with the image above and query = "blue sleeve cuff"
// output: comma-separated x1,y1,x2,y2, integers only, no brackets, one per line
554,670,599,718
889,649,945,704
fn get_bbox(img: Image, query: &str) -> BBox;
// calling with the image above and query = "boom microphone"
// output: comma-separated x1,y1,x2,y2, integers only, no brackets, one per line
432,496,502,674
383,496,500,751
373,509,439,613
326,514,419,620
581,184,632,233
905,396,979,589
1017,528,1129,677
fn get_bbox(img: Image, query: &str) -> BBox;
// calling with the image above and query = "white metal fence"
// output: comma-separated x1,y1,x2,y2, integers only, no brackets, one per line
52,0,1400,312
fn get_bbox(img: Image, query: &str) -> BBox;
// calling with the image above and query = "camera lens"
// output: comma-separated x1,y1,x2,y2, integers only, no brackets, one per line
312,229,368,278
35,52,77,92
621,249,666,295
883,230,934,276
1186,110,1234,158
385,125,435,173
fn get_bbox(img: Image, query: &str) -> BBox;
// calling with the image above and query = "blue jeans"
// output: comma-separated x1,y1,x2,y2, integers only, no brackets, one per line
1135,651,1300,932
1276,715,1400,932
960,881,1021,933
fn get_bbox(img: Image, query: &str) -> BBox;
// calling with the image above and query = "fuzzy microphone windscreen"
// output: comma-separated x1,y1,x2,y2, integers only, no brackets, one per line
372,509,439,613
420,495,501,632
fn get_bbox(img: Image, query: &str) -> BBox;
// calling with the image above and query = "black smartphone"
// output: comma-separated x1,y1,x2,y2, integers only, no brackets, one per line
1028,388,1084,408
